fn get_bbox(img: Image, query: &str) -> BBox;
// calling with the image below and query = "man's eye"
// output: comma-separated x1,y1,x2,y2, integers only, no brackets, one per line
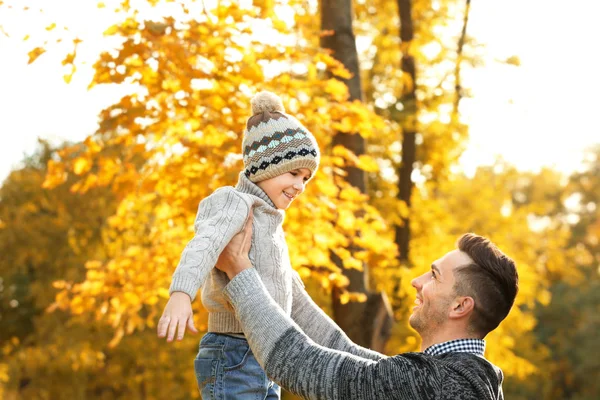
290,171,297,176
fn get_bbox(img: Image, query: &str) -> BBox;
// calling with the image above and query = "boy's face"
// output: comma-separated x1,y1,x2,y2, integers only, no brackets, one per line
256,168,312,209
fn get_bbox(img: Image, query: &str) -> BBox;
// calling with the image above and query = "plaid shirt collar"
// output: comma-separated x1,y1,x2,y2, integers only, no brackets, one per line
423,339,486,357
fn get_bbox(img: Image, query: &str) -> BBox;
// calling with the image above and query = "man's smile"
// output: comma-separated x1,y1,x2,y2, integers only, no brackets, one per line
413,296,423,311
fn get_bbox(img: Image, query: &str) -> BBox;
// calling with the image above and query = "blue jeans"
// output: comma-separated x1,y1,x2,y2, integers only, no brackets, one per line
194,332,280,400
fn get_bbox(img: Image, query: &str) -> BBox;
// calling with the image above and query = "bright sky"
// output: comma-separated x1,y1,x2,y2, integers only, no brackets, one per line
1,0,599,182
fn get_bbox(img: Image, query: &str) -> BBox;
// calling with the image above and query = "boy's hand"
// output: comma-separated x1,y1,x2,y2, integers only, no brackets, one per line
157,292,198,342
215,209,254,280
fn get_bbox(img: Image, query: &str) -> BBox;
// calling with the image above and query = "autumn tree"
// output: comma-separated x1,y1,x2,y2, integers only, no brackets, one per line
528,146,600,399
320,0,393,352
20,0,397,359
0,1,576,398
0,141,211,399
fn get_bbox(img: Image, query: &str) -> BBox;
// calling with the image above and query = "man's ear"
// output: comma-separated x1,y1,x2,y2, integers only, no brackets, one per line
449,296,475,319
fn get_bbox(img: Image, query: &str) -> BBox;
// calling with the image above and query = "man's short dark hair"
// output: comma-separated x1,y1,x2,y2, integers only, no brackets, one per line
454,233,519,336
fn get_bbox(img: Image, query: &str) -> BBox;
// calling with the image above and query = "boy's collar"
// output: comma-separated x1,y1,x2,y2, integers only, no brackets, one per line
235,172,277,209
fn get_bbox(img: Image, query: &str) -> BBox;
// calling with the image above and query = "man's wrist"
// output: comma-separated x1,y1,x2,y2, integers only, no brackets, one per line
226,258,253,280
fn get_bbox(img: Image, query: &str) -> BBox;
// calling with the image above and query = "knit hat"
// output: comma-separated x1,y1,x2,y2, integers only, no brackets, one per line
242,91,320,183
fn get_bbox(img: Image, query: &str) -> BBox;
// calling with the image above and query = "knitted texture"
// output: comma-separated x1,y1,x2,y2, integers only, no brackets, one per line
171,172,381,341
225,269,505,400
242,91,320,183
290,274,384,361
169,172,291,332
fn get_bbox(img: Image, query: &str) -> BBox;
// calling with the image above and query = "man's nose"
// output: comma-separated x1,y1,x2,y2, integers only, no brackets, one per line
411,277,419,289
411,273,424,289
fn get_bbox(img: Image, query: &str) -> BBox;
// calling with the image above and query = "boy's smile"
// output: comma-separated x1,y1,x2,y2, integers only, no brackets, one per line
256,168,312,209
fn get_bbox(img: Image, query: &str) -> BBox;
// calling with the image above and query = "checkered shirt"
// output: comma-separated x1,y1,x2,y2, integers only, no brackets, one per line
423,339,486,357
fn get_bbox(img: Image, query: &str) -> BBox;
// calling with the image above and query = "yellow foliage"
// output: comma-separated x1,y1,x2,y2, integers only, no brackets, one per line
324,78,350,102
2,1,581,397
27,46,46,64
73,156,91,175
357,155,379,172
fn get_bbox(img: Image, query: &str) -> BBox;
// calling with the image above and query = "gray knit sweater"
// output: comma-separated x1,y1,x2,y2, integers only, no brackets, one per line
224,269,506,400
168,173,380,361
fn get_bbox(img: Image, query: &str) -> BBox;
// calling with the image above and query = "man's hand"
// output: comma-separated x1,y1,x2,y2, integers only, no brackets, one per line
215,209,254,280
157,291,198,342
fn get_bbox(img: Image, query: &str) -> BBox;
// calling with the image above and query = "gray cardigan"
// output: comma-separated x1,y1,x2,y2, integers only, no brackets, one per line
224,269,506,400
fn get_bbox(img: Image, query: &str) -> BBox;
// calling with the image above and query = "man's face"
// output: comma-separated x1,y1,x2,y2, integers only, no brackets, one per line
256,168,312,210
409,250,472,335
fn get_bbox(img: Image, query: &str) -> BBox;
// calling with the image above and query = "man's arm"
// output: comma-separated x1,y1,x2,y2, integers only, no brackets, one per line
225,269,437,400
224,268,377,399
217,211,437,399
290,272,385,361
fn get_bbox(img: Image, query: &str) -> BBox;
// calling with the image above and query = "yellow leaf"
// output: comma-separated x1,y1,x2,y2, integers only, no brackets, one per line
62,51,76,66
309,249,330,266
356,155,379,172
324,78,349,102
297,266,311,279
85,260,102,269
62,61,77,83
396,200,410,218
123,292,140,305
73,157,91,175
45,23,57,31
348,292,367,303
103,25,119,36
42,159,67,188
339,291,350,305
332,145,359,164
27,47,46,64
125,246,141,256
338,209,355,230
343,257,363,271
84,136,102,153
331,63,352,80
108,327,124,348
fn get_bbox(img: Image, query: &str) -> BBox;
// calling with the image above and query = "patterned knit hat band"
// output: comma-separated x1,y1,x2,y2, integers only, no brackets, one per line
242,91,320,183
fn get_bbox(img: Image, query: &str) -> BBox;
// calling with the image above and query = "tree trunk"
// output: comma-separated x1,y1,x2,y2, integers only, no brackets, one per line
395,0,417,263
321,0,393,352
454,0,472,115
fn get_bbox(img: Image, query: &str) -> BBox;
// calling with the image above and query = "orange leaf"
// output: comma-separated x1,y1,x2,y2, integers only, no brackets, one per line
27,47,46,64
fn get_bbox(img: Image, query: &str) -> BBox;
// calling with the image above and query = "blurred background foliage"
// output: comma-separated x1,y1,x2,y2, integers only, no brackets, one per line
0,0,598,399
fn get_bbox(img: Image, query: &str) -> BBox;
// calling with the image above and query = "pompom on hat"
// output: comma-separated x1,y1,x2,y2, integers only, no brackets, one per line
242,91,320,183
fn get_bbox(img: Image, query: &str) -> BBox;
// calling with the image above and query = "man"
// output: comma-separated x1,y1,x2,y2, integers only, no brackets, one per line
160,212,518,399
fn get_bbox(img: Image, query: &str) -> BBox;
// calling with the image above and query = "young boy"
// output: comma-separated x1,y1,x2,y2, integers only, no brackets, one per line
158,91,380,399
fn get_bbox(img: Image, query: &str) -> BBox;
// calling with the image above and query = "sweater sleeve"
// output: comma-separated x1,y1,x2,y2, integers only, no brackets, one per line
224,269,438,400
290,272,385,361
169,188,250,300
